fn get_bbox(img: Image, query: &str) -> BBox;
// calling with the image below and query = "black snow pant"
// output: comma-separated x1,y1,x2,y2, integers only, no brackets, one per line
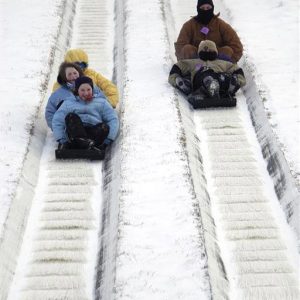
192,69,219,92
65,113,109,148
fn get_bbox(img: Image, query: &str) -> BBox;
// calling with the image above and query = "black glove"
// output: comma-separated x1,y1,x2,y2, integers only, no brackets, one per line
175,77,192,95
228,74,240,95
97,138,113,151
103,138,113,146
217,53,233,62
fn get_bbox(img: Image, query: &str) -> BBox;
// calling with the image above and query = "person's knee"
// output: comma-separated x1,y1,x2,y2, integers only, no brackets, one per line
65,112,80,123
181,44,198,59
65,113,83,133
218,46,234,59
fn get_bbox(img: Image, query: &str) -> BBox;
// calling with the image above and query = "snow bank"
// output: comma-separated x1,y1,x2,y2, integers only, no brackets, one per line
0,1,77,298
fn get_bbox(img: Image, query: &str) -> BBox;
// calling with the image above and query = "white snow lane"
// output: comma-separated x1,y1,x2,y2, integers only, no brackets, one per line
195,97,299,299
7,0,114,299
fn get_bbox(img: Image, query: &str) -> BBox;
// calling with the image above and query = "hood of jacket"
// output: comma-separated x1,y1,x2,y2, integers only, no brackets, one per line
64,49,89,64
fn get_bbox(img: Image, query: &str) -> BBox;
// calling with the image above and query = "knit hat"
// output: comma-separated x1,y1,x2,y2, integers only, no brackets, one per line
197,0,214,7
198,40,218,54
74,76,93,95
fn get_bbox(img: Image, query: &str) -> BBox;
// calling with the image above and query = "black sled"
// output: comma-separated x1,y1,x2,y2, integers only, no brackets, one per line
187,92,236,109
55,147,105,161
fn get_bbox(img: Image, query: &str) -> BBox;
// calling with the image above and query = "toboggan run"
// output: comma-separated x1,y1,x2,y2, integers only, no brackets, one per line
0,0,299,299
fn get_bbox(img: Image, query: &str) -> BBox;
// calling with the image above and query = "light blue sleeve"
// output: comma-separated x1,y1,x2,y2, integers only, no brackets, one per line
45,88,73,130
45,93,60,130
52,104,68,143
101,101,119,141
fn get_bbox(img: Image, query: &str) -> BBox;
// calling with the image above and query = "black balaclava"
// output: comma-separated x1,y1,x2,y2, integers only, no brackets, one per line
195,0,214,25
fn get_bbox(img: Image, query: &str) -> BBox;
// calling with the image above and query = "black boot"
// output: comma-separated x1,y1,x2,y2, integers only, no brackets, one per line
71,137,95,150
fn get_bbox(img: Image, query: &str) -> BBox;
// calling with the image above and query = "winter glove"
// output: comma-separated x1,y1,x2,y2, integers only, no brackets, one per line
175,77,192,95
228,74,240,95
103,138,113,146
98,138,113,150
217,53,233,62
58,142,70,150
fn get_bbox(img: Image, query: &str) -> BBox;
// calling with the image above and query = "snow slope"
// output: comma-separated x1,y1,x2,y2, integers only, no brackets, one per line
0,0,68,238
0,0,299,299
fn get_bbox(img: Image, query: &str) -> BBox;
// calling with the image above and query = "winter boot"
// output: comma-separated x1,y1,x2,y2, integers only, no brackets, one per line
203,76,220,98
187,89,206,109
72,137,95,150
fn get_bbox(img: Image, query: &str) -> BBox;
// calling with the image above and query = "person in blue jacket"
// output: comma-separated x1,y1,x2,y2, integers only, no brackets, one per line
52,76,119,151
45,62,102,130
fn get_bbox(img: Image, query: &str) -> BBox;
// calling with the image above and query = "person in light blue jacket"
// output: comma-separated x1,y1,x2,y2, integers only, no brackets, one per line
52,76,119,150
45,62,102,130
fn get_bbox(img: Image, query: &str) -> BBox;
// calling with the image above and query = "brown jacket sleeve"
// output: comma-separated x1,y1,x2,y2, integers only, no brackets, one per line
218,19,243,63
174,19,194,60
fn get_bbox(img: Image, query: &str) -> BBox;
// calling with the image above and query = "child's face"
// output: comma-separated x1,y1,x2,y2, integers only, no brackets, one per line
65,67,80,82
78,83,93,101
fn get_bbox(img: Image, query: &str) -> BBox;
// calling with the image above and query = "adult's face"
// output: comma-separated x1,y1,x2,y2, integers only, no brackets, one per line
199,4,213,10
65,67,80,83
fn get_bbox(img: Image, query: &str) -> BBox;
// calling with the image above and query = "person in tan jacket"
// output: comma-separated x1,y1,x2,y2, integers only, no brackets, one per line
175,0,243,63
169,40,246,99
52,49,119,108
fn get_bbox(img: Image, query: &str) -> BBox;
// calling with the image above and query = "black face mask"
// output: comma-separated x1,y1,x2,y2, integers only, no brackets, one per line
199,51,217,61
195,8,214,25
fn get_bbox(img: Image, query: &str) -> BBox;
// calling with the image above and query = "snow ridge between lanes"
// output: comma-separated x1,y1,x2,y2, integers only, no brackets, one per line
114,0,211,299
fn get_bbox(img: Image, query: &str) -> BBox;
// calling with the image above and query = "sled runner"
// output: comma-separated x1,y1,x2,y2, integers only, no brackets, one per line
187,92,236,109
55,147,105,160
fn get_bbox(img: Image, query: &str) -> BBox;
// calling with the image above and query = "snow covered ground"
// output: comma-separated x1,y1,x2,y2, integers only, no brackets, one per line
0,0,66,238
0,0,299,299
